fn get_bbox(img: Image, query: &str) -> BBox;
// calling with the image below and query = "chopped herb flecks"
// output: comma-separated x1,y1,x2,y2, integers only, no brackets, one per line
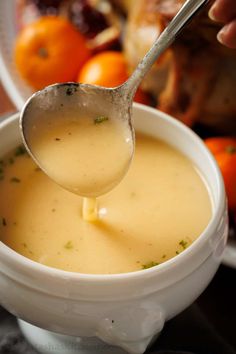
179,240,188,249
142,261,159,269
10,177,21,183
21,242,33,255
14,146,26,156
64,241,73,250
94,116,109,124
175,240,189,256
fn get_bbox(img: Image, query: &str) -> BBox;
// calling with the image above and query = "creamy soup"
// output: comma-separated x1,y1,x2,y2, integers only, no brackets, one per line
0,133,212,274
25,111,133,198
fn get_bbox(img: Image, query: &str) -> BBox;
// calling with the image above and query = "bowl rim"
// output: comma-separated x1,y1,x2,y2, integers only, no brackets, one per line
0,104,226,284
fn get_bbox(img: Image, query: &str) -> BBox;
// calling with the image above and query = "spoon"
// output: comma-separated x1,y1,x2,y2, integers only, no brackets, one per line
20,0,208,219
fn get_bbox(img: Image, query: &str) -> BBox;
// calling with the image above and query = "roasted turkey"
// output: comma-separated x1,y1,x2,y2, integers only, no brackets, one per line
124,0,236,133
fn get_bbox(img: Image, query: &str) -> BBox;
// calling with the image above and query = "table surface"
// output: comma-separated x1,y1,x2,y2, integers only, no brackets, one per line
0,82,236,354
197,265,236,349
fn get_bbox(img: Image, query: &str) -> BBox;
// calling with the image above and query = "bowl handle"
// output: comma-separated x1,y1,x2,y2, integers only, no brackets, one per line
96,302,165,354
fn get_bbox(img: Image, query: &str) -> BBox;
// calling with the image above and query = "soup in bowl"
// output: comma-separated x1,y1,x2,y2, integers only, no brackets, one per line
0,105,228,354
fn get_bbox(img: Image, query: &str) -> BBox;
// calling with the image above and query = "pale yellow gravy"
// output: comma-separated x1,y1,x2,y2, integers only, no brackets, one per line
0,133,212,274
26,112,133,198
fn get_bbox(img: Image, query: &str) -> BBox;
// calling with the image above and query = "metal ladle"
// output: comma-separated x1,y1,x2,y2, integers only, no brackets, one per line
20,0,209,202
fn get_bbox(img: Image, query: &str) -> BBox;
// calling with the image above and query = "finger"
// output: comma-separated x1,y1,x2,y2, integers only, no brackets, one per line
217,19,236,48
209,0,236,23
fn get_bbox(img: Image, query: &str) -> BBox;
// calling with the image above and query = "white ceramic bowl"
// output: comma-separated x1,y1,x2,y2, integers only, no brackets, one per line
0,105,228,354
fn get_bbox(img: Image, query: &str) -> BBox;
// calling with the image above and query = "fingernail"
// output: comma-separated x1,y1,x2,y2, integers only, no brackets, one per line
217,26,227,44
208,5,217,21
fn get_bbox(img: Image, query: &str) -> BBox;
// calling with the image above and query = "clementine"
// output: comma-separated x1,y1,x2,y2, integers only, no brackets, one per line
78,51,128,87
78,50,150,105
15,16,91,90
205,137,236,210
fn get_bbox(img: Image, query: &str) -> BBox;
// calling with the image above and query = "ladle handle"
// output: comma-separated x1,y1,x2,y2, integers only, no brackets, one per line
122,0,209,99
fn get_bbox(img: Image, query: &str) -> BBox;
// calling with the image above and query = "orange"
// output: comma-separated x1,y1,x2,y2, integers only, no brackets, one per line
15,16,91,90
78,50,150,105
205,137,236,210
78,51,128,88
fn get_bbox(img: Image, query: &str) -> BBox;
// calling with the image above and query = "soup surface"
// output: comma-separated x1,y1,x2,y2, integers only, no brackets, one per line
25,111,133,197
0,133,212,274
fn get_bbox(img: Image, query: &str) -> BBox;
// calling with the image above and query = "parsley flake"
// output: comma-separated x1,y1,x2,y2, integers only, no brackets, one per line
94,116,109,125
179,240,188,249
14,146,26,156
64,241,73,250
142,261,159,269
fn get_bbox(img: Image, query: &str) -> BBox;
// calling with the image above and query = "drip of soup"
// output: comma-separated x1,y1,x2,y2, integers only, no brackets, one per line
82,197,98,222
0,133,212,274
25,112,134,198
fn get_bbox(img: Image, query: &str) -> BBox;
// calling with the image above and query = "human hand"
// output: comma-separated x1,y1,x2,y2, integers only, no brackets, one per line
209,0,236,48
